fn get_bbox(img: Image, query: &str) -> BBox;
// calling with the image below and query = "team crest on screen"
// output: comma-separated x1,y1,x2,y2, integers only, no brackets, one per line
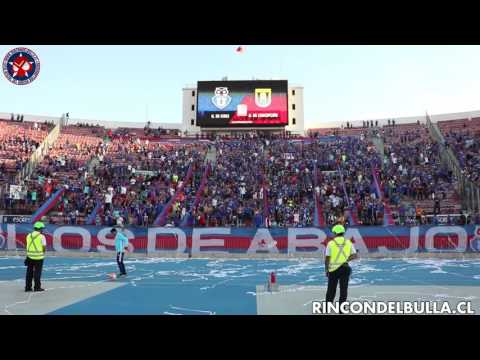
255,88,272,108
2,47,40,85
212,87,232,110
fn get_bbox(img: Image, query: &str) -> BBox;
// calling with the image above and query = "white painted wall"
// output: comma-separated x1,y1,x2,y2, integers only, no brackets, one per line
286,86,304,135
182,87,200,134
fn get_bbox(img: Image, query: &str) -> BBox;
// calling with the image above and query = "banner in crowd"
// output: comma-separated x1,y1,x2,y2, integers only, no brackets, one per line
135,170,158,177
1,225,480,254
0,215,31,224
9,185,22,200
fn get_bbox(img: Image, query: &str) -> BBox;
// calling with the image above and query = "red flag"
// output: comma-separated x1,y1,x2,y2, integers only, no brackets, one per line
235,46,244,53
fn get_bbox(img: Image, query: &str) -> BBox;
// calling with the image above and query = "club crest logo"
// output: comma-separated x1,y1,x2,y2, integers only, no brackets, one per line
3,47,40,85
255,88,272,108
211,87,232,110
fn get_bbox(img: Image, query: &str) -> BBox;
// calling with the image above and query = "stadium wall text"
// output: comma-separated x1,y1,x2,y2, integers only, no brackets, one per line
1,225,480,254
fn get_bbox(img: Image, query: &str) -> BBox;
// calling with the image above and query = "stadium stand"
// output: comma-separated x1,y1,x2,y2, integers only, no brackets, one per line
195,139,265,227
0,119,50,180
0,117,476,227
439,117,480,186
379,123,461,225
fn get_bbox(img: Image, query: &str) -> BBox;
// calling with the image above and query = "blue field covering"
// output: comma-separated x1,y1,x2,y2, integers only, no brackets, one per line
1,256,480,314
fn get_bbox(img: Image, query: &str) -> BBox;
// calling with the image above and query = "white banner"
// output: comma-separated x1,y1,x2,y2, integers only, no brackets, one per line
9,185,22,200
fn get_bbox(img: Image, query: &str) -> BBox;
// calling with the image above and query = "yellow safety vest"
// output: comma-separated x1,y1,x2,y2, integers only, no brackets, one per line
327,236,352,272
26,231,45,260
173,201,180,211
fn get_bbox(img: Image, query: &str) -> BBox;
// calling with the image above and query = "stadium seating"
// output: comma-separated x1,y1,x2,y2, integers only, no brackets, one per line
90,138,207,226
379,123,461,224
0,120,49,179
195,139,265,227
439,118,480,186
0,118,473,226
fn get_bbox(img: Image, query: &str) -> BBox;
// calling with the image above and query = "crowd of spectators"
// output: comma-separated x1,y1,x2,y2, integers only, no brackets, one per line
191,135,387,227
378,124,461,225
1,119,478,227
264,139,315,227
0,120,49,193
2,123,207,226
440,119,480,186
335,138,384,226
194,139,265,227
94,139,207,227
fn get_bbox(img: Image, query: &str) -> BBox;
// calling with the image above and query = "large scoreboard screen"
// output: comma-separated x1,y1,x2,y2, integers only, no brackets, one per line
196,80,288,127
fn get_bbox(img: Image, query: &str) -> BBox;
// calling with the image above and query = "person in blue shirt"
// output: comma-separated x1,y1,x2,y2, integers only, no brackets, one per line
254,211,263,228
111,228,129,277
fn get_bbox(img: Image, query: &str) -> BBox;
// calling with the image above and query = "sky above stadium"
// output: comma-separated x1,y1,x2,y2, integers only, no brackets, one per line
1,45,480,127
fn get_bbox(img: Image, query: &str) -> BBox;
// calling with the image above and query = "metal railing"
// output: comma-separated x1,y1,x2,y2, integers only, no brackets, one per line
426,114,480,214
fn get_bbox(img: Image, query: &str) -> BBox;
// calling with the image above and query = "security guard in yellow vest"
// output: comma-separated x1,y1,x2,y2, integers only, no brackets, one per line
325,224,358,304
25,221,47,292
